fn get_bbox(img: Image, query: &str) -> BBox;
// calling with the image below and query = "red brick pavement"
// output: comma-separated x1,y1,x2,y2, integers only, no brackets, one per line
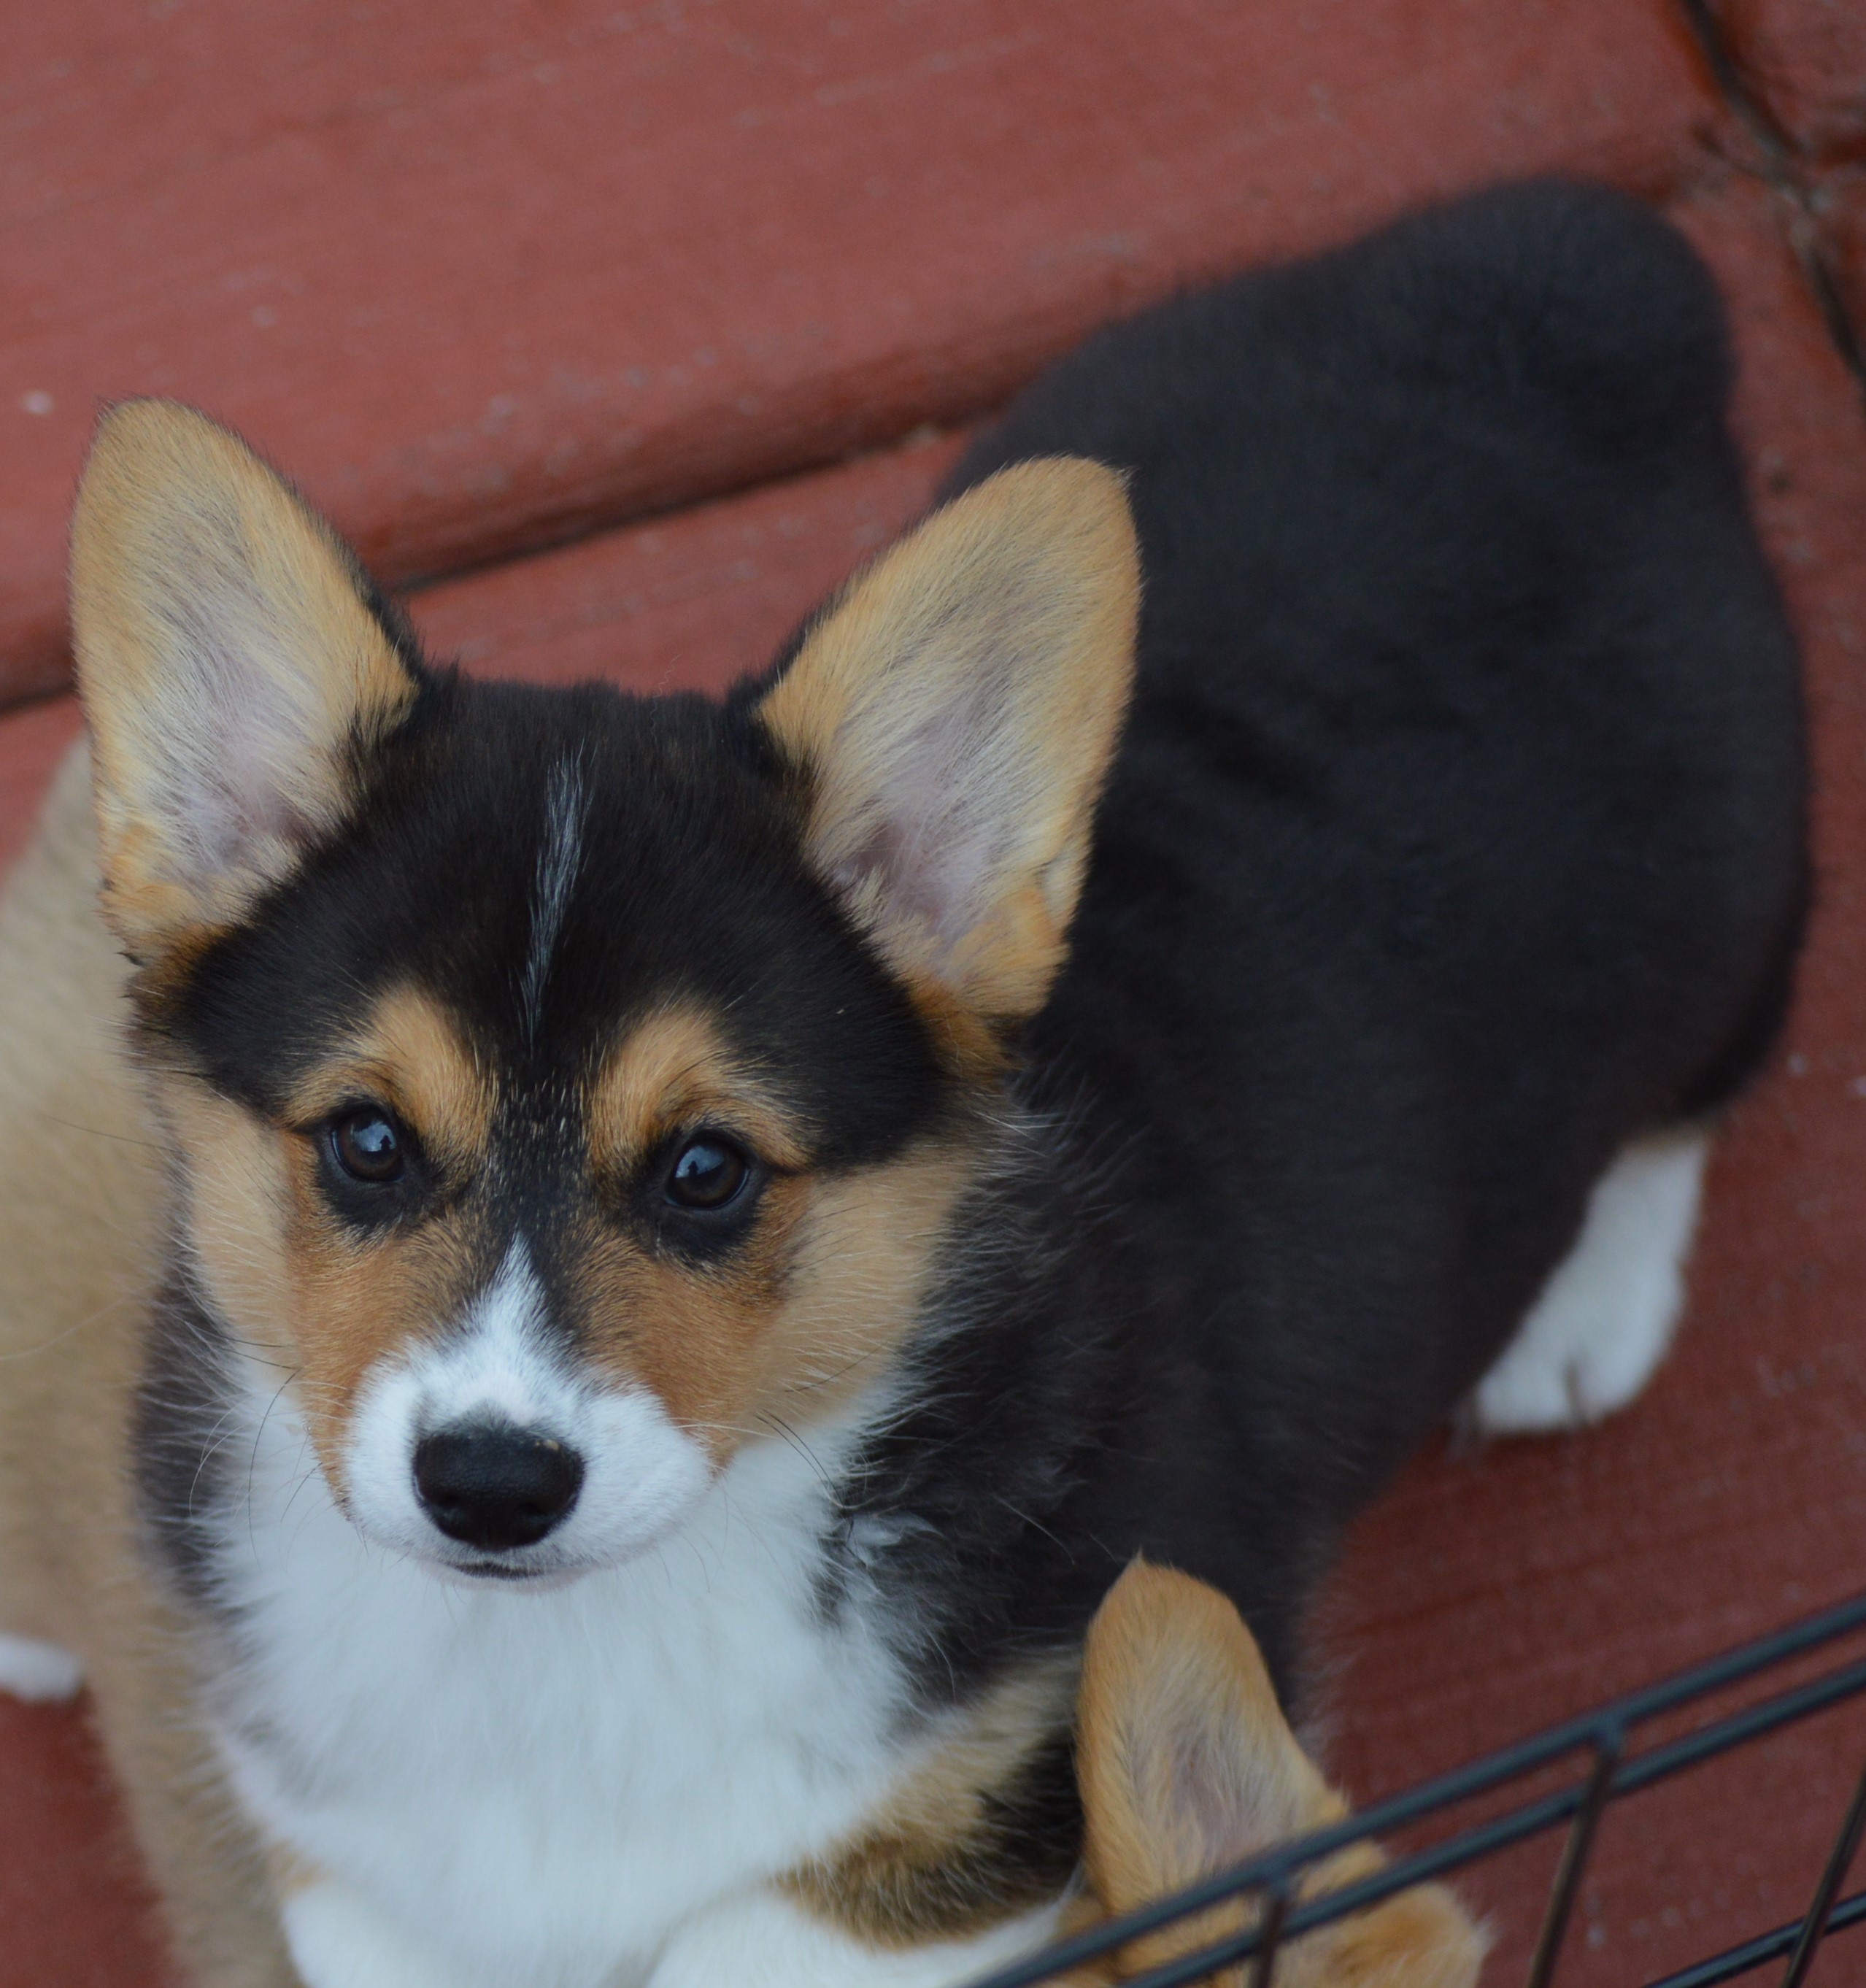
0,0,1735,704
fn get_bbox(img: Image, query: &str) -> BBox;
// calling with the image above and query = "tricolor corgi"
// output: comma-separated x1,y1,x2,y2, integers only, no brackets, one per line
0,180,1803,1987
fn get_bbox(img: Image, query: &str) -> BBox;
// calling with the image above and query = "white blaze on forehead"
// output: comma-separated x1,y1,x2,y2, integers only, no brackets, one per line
423,1239,559,1428
343,1239,714,1573
521,752,587,1042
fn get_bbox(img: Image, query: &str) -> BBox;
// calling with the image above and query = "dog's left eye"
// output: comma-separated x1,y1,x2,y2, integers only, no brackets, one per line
329,1107,405,1184
665,1136,750,1211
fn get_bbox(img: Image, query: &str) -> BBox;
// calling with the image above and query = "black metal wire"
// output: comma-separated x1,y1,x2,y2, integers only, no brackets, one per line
1246,1884,1287,1988
1525,1727,1622,1988
1643,1889,1866,1988
962,1590,1866,1988
1778,1761,1866,1988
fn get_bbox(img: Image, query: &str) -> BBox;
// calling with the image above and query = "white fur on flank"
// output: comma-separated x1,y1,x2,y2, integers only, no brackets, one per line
0,1632,85,1703
207,1347,948,1988
344,1241,712,1579
1473,1126,1711,1433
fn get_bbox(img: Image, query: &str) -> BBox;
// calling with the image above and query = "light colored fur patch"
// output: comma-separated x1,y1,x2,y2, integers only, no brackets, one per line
0,1632,85,1702
207,1352,919,1988
647,1888,1067,1988
1065,1563,1484,1988
282,1881,456,1988
0,743,297,1986
1473,1127,1711,1434
521,754,586,1043
757,458,1139,1034
344,1241,714,1577
587,1003,811,1177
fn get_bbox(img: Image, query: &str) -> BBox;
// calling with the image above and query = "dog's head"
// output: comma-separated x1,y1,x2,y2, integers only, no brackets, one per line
71,400,1138,1584
1067,1563,1487,1988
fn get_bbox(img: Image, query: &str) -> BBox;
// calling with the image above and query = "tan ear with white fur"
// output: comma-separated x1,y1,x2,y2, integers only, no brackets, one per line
1076,1563,1486,1988
1078,1561,1336,1919
757,459,1138,1035
69,398,417,963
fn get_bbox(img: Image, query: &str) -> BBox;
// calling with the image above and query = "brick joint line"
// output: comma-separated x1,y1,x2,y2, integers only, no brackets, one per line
1676,0,1866,397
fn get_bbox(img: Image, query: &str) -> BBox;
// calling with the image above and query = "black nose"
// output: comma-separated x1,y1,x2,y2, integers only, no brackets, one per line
413,1423,585,1551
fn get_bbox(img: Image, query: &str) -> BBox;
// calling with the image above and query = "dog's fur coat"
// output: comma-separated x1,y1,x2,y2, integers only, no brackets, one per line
0,180,1803,1987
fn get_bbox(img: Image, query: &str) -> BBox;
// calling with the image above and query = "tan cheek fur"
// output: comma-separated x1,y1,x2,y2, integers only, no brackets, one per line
158,987,498,1497
581,1004,979,1460
571,1141,974,1463
156,1076,483,1498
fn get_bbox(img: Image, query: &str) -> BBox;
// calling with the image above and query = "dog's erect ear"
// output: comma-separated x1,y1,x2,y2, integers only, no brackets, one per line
1076,1562,1485,1988
757,459,1138,1035
69,399,418,962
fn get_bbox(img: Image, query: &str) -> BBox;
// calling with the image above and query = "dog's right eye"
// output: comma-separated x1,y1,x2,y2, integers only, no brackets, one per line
329,1108,405,1184
665,1136,750,1211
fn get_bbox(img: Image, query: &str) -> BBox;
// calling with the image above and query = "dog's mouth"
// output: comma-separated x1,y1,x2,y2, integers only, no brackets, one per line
457,1559,552,1581
418,1549,595,1593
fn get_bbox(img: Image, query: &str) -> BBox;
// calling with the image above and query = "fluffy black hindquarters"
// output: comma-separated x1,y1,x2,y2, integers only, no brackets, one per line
833,180,1807,1715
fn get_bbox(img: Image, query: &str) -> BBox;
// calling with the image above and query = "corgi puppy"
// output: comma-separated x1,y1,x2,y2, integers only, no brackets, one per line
0,180,1803,1988
1063,1562,1484,1988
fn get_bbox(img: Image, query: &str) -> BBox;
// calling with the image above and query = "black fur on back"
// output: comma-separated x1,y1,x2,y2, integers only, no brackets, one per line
817,178,1807,1709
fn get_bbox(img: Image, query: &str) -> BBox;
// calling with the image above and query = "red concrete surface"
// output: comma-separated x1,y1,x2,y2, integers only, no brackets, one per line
409,426,966,695
1816,163,1866,356
0,0,1737,704
1710,0,1866,161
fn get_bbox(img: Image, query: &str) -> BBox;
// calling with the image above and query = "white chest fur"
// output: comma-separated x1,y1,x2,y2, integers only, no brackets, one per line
207,1362,918,1988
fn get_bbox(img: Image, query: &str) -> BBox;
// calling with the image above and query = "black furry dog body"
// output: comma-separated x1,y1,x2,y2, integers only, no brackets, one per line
886,177,1808,1704
6,180,1804,1985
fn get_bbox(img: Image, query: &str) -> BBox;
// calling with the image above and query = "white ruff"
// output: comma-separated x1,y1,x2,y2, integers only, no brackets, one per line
205,1356,995,1988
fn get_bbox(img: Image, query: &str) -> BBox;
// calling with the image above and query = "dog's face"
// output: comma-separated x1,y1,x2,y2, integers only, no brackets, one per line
70,401,1138,1584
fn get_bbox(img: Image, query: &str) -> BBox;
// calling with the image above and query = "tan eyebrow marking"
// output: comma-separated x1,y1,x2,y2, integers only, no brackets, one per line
586,1003,811,1176
282,985,496,1173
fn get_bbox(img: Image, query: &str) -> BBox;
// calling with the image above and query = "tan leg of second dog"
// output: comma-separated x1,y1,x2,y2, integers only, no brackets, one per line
0,746,296,1987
